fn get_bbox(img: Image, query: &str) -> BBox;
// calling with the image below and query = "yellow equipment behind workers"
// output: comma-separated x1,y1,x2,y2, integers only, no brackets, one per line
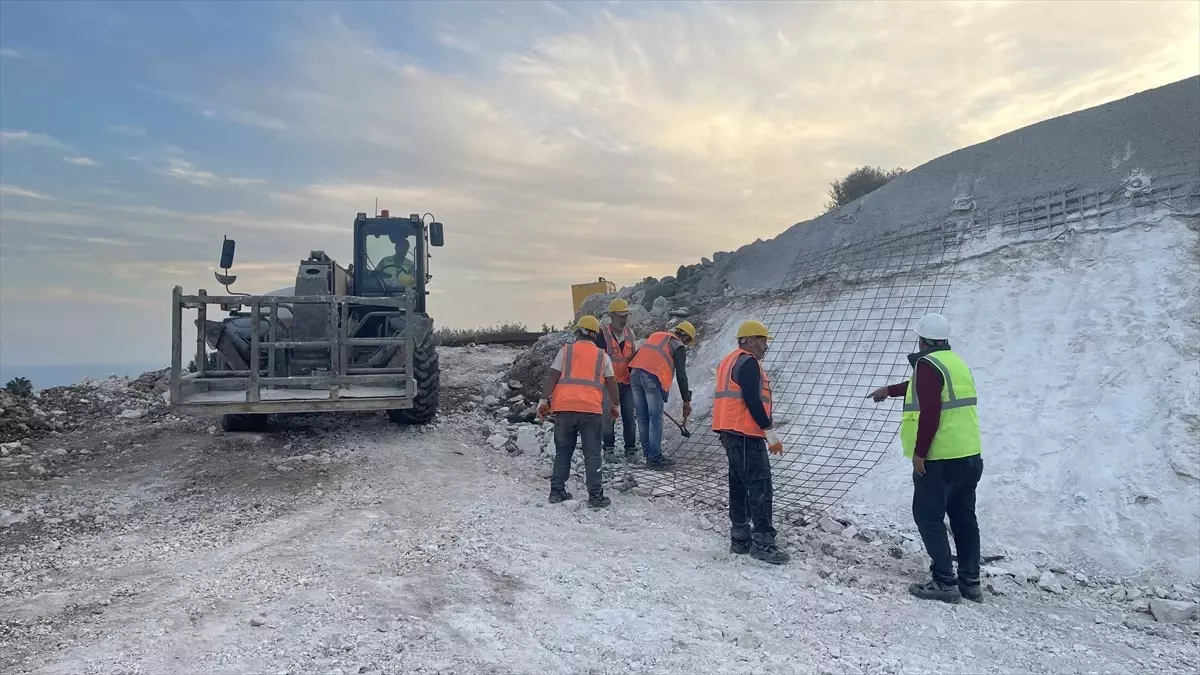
571,277,617,315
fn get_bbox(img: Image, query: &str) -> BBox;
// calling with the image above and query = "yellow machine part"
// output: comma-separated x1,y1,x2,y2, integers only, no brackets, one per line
571,278,617,314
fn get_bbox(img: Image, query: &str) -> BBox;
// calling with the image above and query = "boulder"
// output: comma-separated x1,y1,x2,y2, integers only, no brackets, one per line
1149,599,1199,623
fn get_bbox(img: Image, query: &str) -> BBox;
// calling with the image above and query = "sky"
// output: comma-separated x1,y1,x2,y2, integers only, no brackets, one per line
1,0,1198,367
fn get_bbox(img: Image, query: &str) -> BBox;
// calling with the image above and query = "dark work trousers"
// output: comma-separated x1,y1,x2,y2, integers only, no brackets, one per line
551,411,604,496
603,382,638,451
720,431,776,545
912,454,984,586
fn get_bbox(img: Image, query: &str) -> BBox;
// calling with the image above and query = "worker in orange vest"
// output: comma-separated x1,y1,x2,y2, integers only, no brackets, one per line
712,320,789,565
595,298,639,462
537,315,621,508
627,320,696,469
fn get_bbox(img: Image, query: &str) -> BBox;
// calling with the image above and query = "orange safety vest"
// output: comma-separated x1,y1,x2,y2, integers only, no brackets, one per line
628,331,677,391
711,348,772,438
550,341,607,415
602,323,636,385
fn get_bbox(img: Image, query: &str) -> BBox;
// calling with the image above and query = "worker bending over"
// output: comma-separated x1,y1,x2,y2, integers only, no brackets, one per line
712,320,789,565
538,315,621,509
627,321,696,469
594,299,639,461
870,313,983,603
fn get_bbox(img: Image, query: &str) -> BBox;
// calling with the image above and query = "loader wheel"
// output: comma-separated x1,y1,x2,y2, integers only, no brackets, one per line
221,413,269,433
387,331,440,425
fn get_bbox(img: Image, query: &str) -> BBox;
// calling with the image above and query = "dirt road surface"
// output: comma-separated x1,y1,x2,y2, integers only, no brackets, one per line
2,348,1197,674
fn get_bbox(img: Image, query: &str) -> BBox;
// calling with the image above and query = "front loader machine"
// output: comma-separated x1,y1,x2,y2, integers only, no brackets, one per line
169,211,446,431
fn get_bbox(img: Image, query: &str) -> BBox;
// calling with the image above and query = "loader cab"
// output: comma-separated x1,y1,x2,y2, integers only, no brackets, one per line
353,211,444,314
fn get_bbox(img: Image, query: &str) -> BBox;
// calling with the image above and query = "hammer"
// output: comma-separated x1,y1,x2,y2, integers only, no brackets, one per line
663,411,691,438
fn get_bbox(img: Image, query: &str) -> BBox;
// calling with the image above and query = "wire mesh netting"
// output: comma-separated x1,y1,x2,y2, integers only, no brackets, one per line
635,163,1200,521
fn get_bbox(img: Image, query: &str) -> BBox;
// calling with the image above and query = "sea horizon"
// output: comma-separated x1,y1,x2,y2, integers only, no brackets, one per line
0,362,166,391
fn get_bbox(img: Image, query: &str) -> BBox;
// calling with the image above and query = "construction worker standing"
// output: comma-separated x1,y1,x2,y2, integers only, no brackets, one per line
594,298,639,461
538,315,621,508
869,313,983,603
712,320,789,565
627,320,696,469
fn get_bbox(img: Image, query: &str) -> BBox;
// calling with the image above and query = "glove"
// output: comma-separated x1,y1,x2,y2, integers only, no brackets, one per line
765,429,784,455
536,399,551,420
682,401,693,419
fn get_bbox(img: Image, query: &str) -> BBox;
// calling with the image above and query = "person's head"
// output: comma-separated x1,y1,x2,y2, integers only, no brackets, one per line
913,313,951,351
672,320,696,347
607,298,631,329
736,320,773,359
575,314,601,340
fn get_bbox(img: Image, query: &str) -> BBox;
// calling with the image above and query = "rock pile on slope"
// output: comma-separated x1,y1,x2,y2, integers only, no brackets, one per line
0,371,170,444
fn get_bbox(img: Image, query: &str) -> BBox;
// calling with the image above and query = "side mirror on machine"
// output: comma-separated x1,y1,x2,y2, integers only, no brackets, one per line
429,222,444,247
219,237,237,269
215,236,237,286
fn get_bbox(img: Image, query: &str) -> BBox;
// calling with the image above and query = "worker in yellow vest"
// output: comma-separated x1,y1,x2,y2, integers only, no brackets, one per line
594,298,638,461
627,320,696,469
869,313,983,603
537,315,621,508
712,320,789,565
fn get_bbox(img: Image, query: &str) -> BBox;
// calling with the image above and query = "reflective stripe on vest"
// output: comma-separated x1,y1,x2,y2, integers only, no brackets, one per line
602,324,636,385
899,349,982,460
628,331,676,390
711,348,772,438
550,341,606,415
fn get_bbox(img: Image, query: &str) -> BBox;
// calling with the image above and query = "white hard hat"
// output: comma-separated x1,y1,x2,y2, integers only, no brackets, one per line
913,313,952,341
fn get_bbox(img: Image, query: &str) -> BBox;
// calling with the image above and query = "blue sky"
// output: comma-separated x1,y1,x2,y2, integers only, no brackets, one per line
1,0,1198,367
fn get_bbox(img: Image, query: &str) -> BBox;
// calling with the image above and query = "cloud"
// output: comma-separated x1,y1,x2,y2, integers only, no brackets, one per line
0,47,20,59
0,130,71,150
0,184,50,200
138,86,288,131
158,158,264,188
64,156,98,166
107,124,147,137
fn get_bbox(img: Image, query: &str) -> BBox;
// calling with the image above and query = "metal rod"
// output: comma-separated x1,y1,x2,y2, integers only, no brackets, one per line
179,294,410,307
267,303,278,391
328,298,341,401
182,373,408,387
170,285,183,405
195,289,207,377
182,367,408,380
248,300,261,403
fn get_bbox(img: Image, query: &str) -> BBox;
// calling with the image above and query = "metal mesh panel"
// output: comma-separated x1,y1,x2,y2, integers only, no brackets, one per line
638,163,1200,520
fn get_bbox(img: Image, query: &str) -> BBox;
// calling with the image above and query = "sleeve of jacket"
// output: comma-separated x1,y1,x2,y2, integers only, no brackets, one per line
913,360,943,459
672,344,691,402
734,357,772,430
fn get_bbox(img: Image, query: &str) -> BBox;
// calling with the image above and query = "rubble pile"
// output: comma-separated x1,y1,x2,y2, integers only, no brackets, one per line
0,369,170,444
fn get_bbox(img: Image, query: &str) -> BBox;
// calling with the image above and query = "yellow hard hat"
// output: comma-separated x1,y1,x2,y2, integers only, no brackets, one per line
608,298,631,314
674,320,696,343
737,320,773,340
575,315,601,334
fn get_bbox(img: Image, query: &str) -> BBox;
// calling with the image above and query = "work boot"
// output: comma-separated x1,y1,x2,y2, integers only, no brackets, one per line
603,447,619,462
730,539,751,555
587,493,611,509
959,581,984,603
623,447,639,461
646,456,676,470
548,489,573,504
908,579,962,603
750,542,790,565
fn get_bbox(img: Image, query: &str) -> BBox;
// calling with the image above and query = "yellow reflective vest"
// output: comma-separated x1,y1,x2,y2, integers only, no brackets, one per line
899,349,981,460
